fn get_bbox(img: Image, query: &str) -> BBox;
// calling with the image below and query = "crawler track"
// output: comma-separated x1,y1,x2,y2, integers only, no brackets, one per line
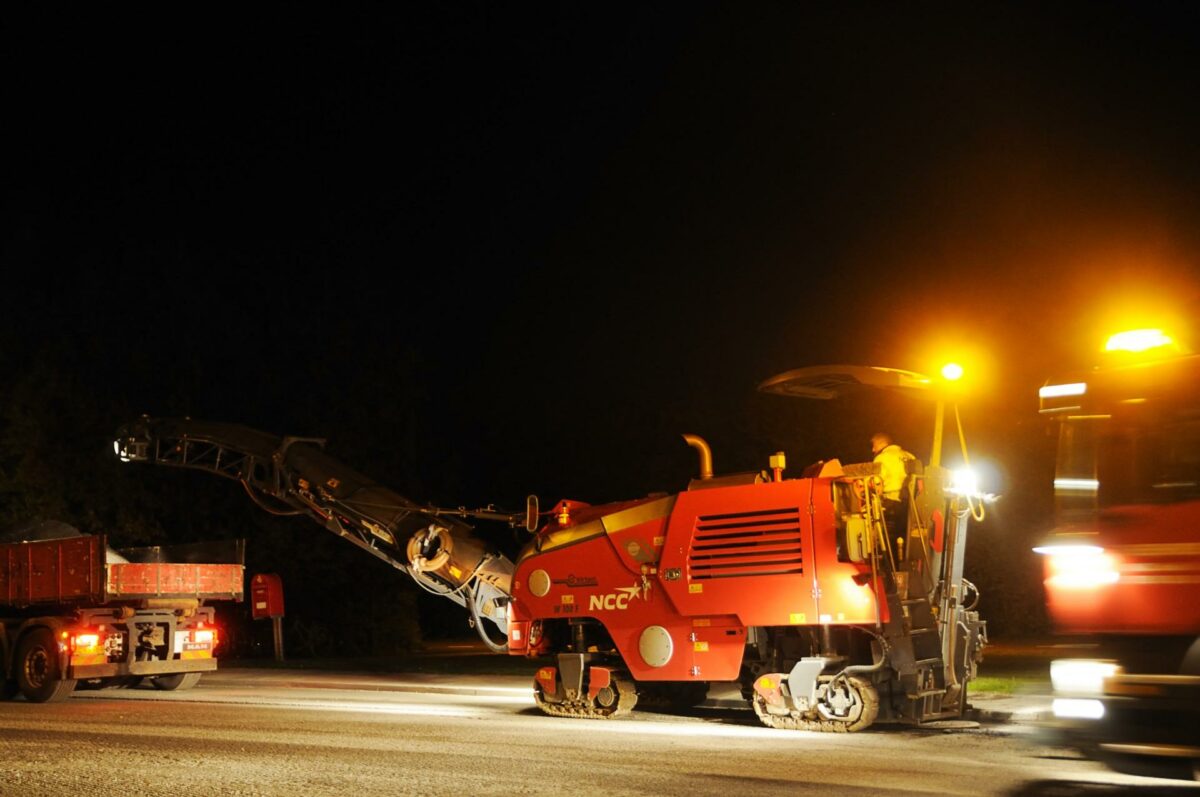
533,672,637,719
751,675,880,732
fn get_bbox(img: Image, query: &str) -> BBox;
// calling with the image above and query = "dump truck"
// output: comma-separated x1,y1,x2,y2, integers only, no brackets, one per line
0,528,244,702
1036,329,1200,780
114,364,989,731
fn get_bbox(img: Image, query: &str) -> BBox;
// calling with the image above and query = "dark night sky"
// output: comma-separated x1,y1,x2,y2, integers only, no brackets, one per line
6,4,1200,537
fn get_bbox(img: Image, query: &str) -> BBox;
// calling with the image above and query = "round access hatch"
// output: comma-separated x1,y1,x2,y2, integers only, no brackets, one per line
528,569,551,597
639,625,674,668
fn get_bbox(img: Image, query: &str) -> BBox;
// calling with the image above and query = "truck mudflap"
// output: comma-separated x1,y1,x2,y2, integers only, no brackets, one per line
70,657,218,680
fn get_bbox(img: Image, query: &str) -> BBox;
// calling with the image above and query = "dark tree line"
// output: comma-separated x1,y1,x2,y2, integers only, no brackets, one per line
0,327,438,657
0,318,1054,648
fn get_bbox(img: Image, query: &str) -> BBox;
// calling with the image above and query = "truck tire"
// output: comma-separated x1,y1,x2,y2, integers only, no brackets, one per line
1103,752,1193,781
151,672,202,691
16,628,76,703
78,676,143,690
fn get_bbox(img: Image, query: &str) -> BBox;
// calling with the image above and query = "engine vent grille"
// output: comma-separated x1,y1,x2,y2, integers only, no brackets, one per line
688,507,804,580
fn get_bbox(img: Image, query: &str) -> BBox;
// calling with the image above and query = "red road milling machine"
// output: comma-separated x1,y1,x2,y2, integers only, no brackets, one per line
114,365,988,731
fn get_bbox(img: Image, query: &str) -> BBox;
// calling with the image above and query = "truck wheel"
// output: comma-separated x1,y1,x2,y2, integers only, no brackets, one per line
1103,752,1193,781
16,628,76,703
151,672,202,691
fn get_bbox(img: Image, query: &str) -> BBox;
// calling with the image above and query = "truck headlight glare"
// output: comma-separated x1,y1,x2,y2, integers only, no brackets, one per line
1052,698,1105,720
1034,545,1119,588
1050,659,1120,696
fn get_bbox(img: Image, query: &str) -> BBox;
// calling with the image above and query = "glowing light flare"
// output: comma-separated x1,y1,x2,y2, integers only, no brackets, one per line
72,633,101,652
70,629,107,666
1052,698,1105,720
908,337,996,396
180,626,219,659
1050,659,1120,696
1053,478,1099,494
1104,328,1175,353
1033,544,1103,556
1039,382,1087,399
946,465,999,501
1035,545,1119,588
837,575,875,609
951,467,978,496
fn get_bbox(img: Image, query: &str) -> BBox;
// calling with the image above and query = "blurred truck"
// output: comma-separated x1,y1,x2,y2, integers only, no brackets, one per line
1036,329,1200,781
1,528,243,702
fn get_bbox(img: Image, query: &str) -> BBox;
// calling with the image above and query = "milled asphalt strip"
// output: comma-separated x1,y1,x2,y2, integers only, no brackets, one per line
68,670,1054,730
203,672,761,709
69,688,534,709
204,671,535,697
220,678,534,697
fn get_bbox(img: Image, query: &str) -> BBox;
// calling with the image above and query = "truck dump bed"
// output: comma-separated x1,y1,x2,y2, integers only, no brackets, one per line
0,535,243,607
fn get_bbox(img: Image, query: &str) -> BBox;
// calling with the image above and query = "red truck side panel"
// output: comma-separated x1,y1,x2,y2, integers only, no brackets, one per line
0,536,105,606
1045,502,1200,635
107,563,244,600
1,537,245,606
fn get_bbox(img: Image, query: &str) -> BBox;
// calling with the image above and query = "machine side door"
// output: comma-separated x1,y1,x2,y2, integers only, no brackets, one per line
807,478,881,625
659,480,818,628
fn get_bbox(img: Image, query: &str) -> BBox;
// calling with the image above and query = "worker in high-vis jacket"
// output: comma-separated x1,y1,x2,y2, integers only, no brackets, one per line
871,432,914,561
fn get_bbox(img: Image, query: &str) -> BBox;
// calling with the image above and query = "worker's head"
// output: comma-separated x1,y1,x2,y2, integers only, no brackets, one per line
870,432,892,455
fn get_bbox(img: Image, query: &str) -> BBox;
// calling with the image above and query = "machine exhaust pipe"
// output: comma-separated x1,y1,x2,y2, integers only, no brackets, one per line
682,434,713,480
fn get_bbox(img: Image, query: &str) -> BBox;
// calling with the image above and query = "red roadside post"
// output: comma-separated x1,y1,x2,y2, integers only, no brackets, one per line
250,573,286,662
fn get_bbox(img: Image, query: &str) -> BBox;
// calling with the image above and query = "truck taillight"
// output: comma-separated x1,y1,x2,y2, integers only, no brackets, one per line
70,629,108,667
1033,544,1119,589
528,620,543,647
72,632,101,653
179,625,219,659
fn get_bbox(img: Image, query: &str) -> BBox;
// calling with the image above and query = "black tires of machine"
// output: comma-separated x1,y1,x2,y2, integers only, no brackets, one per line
15,628,76,703
1102,752,1195,782
151,672,202,691
750,674,880,732
78,676,144,690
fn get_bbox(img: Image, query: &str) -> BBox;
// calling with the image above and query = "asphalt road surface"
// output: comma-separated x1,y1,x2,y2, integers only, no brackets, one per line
1,668,1196,797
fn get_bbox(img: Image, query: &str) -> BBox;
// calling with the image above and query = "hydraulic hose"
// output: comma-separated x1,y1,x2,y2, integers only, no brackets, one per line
961,578,980,612
466,584,508,653
830,627,890,689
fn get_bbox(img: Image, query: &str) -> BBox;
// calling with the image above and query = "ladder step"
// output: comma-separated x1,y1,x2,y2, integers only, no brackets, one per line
914,657,942,667
910,627,936,634
907,689,947,699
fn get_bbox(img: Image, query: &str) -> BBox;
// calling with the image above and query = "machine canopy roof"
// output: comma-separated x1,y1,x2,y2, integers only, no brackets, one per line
758,365,936,401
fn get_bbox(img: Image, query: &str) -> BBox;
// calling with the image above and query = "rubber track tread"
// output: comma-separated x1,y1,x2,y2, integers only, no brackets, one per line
533,673,637,719
751,675,880,733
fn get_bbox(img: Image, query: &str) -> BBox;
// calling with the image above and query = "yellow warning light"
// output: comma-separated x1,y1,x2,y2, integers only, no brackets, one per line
1104,329,1176,353
940,363,964,381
